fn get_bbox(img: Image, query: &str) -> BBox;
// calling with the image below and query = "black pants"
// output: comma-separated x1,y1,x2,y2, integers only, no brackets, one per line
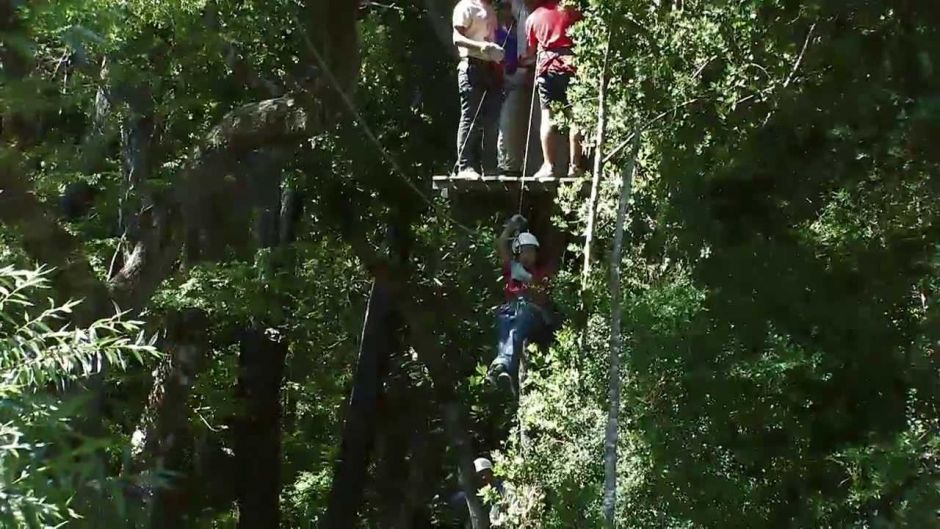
456,58,503,173
537,71,572,109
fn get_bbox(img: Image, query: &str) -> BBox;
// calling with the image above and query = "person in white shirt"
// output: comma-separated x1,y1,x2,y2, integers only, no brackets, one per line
496,0,543,176
453,0,505,178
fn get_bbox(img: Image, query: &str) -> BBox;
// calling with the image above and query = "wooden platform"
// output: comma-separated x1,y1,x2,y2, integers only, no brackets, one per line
432,174,585,195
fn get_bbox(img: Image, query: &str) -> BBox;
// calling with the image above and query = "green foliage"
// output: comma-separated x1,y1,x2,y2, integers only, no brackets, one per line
497,0,940,527
0,267,158,528
3,0,938,526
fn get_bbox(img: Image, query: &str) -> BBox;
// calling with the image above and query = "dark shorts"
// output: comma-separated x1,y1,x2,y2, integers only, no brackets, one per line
537,71,572,110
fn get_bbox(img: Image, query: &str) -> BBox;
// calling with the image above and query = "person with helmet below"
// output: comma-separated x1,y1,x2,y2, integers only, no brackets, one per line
487,214,557,398
524,0,584,179
447,457,514,527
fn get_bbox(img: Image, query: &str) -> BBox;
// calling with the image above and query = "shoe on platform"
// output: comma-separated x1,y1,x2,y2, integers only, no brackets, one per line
531,165,555,180
455,167,483,179
567,166,586,178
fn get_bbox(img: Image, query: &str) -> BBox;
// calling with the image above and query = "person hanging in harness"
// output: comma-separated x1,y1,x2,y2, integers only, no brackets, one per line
453,0,505,179
524,0,584,179
486,214,560,397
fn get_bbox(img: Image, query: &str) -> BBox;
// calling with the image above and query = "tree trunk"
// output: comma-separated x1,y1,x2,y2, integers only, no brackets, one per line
581,31,613,291
335,220,489,529
373,366,416,528
403,301,489,529
321,278,396,527
603,136,639,528
235,327,288,529
442,402,490,529
127,309,209,529
392,404,434,528
233,161,299,529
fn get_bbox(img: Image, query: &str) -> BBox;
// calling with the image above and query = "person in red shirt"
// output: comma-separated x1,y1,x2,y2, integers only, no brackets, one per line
487,214,557,397
524,0,583,179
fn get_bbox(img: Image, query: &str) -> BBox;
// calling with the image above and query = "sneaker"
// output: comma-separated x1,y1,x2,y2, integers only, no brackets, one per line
531,164,555,180
497,371,518,399
456,167,483,179
498,167,523,177
486,363,505,388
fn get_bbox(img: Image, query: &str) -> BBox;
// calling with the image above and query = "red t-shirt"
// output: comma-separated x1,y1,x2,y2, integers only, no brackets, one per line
503,261,552,303
526,1,582,75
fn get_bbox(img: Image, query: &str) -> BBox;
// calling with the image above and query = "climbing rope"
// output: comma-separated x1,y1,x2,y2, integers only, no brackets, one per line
446,22,543,218
517,349,530,453
517,60,539,214
452,93,489,175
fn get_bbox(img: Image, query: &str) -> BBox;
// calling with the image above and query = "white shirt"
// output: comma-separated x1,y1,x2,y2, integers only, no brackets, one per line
510,0,530,59
452,0,497,61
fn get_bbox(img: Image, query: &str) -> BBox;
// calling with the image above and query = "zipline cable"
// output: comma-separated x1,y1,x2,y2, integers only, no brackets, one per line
292,15,477,235
518,56,540,214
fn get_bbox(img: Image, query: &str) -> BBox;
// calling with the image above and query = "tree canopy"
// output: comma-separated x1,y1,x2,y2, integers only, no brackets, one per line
0,0,937,527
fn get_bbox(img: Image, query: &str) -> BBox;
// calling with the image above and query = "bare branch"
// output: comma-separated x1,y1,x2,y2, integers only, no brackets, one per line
692,54,718,79
582,29,614,291
604,98,700,164
784,22,817,88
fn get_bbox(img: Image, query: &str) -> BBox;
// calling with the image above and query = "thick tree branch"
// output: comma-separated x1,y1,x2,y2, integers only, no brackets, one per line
0,162,113,325
128,310,209,524
602,136,639,527
321,278,397,527
109,205,184,310
203,97,311,154
2,93,313,322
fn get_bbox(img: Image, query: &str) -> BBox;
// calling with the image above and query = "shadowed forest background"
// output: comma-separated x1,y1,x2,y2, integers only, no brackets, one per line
0,0,938,528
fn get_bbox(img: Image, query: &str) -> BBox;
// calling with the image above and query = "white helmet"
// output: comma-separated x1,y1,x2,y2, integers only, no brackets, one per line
512,232,540,254
474,457,493,473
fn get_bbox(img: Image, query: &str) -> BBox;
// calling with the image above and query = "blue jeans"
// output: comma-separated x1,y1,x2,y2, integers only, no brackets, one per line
491,300,545,380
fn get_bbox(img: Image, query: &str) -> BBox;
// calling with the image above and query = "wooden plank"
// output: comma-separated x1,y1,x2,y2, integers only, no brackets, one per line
432,174,585,193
